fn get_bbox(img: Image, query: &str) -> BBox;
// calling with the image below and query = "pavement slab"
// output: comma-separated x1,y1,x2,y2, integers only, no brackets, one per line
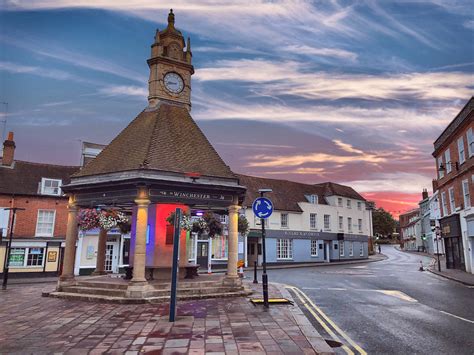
0,280,332,354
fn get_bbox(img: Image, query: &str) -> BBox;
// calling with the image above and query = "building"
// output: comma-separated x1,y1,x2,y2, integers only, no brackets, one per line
239,175,371,265
419,189,434,254
399,208,421,251
429,190,445,255
432,97,474,273
0,132,78,276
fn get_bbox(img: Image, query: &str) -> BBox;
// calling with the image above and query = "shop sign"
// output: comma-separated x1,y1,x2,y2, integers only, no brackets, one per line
47,251,57,262
152,189,233,202
440,214,461,238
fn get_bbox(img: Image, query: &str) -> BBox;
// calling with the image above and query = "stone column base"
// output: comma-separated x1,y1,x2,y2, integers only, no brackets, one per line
91,271,107,276
222,276,242,287
125,282,154,298
57,276,76,291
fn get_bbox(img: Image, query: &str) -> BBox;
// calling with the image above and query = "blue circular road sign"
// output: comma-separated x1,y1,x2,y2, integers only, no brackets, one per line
252,197,274,219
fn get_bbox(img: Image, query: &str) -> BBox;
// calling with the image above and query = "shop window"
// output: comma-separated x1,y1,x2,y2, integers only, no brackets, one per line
27,248,44,266
324,215,331,230
462,180,470,209
349,242,354,256
360,244,364,256
281,213,288,228
187,233,197,261
310,240,318,257
40,178,62,196
310,213,317,229
9,248,26,266
277,239,293,260
9,247,44,267
211,235,228,259
35,210,56,237
340,242,345,256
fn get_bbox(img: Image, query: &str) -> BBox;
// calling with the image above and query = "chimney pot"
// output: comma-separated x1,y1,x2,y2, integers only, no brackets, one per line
2,131,15,166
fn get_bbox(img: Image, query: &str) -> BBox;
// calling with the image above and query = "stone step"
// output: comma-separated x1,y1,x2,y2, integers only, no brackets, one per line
75,281,129,290
62,286,126,297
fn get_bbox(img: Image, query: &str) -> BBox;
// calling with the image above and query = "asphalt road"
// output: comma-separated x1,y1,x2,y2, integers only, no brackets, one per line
262,245,474,355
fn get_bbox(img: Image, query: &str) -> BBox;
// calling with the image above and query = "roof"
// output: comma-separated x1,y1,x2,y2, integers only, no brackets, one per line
74,103,236,180
238,174,365,212
0,160,78,196
433,97,474,156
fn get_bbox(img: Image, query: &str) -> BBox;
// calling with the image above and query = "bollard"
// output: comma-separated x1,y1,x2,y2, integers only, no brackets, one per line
253,260,258,284
419,260,424,271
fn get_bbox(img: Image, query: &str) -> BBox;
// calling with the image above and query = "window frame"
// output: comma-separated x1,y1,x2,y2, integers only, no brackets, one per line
347,217,352,232
467,127,474,158
324,214,331,231
445,149,452,173
438,157,444,179
358,218,363,232
462,179,470,209
276,239,293,260
347,199,352,209
280,213,289,228
309,195,318,204
338,216,343,231
40,178,62,196
35,209,56,237
448,187,455,213
309,213,317,230
8,247,45,268
458,137,466,164
357,201,362,210
441,192,448,216
337,197,343,207
349,242,354,256
359,244,364,257
340,241,345,257
310,239,318,257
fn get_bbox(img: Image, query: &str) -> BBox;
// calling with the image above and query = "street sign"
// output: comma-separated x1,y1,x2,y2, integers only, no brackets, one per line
252,197,273,219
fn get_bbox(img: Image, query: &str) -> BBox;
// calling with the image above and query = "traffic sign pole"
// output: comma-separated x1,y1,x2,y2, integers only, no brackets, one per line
261,212,269,308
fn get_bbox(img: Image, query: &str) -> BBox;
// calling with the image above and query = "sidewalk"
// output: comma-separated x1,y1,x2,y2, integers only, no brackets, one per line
429,255,474,286
0,280,334,354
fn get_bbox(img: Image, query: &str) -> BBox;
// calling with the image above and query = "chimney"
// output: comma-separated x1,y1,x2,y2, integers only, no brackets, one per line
422,188,428,200
2,131,15,166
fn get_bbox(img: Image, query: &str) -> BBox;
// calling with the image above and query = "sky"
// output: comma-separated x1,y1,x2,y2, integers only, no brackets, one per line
1,1,473,218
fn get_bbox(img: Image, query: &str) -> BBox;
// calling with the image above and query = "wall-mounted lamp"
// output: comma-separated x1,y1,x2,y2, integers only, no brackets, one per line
438,161,459,172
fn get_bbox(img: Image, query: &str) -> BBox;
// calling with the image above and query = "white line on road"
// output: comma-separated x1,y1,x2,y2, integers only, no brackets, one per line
439,310,474,324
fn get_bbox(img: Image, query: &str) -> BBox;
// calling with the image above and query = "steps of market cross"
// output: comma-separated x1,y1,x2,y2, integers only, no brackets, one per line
44,279,252,303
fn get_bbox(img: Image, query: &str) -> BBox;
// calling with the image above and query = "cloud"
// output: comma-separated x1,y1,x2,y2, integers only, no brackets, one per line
333,140,364,155
0,61,93,83
282,45,358,61
97,85,148,98
343,172,432,193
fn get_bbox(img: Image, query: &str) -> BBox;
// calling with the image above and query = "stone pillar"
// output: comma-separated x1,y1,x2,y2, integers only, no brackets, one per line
224,205,241,286
92,228,108,275
132,186,150,284
59,195,78,284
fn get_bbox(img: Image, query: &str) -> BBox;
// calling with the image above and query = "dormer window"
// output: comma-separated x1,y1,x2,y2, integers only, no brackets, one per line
309,195,318,204
41,178,62,196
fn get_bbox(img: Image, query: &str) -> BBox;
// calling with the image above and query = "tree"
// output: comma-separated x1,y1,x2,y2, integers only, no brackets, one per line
372,208,396,238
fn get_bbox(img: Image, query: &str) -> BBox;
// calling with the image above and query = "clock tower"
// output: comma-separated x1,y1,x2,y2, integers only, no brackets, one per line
147,9,194,111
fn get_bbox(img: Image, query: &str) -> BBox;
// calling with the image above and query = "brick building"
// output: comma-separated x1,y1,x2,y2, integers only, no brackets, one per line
432,97,474,273
0,132,78,276
399,208,421,251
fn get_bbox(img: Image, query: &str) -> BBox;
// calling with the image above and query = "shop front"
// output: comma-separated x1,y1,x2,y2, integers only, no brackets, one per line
440,214,465,270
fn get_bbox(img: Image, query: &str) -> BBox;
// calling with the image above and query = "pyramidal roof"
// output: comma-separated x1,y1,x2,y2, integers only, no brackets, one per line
73,103,235,180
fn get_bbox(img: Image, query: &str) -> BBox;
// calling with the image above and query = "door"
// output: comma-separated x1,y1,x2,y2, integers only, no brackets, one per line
197,241,209,269
105,243,118,273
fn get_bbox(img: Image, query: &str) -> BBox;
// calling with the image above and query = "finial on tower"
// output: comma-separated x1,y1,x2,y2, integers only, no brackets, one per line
187,37,191,52
154,28,160,43
168,9,175,27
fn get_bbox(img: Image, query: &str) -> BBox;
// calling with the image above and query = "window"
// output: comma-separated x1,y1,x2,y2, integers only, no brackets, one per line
277,239,293,260
441,192,448,216
324,215,331,230
445,149,451,173
338,216,343,230
360,244,364,256
311,240,318,257
309,195,318,204
211,235,228,259
338,197,343,207
219,214,228,224
358,219,363,232
357,201,362,210
438,157,444,179
349,242,354,256
41,178,62,196
468,127,474,157
458,137,466,164
347,199,352,209
9,247,44,267
35,210,56,237
347,217,352,232
449,187,455,213
0,208,9,237
462,179,470,209
340,242,345,256
281,213,288,228
310,213,317,229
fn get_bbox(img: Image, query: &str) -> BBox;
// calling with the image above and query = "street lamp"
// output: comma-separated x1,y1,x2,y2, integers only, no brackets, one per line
2,207,25,290
438,162,459,172
258,188,272,308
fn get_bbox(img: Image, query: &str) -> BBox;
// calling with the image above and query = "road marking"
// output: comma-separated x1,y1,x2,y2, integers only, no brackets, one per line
327,287,347,291
439,310,474,324
376,290,418,302
350,265,368,269
288,286,367,355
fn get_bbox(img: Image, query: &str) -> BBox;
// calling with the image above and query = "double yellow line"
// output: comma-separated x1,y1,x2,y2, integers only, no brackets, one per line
286,286,367,355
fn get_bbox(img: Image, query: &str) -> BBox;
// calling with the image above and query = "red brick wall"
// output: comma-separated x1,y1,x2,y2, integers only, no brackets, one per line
434,120,474,218
0,194,69,238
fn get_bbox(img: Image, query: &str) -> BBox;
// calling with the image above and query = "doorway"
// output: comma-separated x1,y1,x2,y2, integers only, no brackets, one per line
105,242,118,273
197,241,209,269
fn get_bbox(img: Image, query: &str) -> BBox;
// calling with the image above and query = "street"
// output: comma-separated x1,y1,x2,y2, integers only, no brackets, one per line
263,245,474,354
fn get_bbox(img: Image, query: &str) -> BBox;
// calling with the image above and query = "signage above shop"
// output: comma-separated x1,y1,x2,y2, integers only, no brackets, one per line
151,189,234,202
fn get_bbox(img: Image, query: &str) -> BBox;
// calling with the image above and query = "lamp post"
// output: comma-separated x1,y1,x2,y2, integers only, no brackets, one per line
435,226,441,272
258,188,272,308
2,207,25,290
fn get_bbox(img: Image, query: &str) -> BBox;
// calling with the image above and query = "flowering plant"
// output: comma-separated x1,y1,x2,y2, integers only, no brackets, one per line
191,218,207,235
77,209,129,231
77,209,101,231
99,210,128,230
203,212,223,238
166,211,192,231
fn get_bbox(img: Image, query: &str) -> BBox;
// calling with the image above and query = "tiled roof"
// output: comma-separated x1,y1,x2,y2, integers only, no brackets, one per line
237,174,365,212
74,103,236,179
0,160,78,196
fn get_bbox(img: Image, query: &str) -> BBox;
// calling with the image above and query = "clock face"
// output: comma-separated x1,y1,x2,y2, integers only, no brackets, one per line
163,72,184,94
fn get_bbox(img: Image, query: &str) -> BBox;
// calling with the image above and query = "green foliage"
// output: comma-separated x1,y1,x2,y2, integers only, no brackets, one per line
373,207,397,237
238,215,249,236
203,212,223,238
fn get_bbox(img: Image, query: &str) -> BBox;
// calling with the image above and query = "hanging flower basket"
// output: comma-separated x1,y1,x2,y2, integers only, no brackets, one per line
77,209,129,231
203,212,223,238
77,209,101,231
238,215,249,236
166,211,192,231
191,218,207,235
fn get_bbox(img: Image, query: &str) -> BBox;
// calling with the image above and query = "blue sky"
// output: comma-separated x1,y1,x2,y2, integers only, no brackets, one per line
1,1,473,215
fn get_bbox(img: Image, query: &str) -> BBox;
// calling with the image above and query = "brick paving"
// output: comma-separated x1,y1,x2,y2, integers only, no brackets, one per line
0,282,322,354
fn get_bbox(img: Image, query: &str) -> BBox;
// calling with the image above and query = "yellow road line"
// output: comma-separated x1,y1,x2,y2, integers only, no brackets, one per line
289,286,367,355
288,286,354,355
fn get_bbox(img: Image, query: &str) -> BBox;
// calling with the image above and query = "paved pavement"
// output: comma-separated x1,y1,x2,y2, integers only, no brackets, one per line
428,255,474,286
261,245,474,355
0,281,332,354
